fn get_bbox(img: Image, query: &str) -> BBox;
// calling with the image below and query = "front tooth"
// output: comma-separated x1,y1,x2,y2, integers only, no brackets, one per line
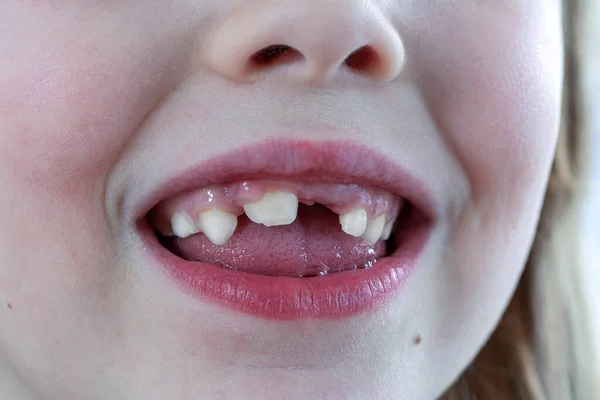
362,214,386,245
171,212,200,239
243,192,298,227
197,209,238,245
339,209,368,237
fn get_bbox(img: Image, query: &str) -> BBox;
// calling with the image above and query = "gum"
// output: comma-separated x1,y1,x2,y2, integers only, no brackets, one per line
148,180,403,235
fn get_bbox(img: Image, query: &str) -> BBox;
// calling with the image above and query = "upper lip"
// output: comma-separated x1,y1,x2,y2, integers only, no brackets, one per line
131,139,439,225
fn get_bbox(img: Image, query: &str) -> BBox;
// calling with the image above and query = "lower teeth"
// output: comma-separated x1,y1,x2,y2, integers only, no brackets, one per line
357,260,376,270
299,268,329,278
297,260,377,278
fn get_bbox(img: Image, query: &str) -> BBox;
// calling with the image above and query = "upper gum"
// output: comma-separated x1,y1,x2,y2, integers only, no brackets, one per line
148,180,403,230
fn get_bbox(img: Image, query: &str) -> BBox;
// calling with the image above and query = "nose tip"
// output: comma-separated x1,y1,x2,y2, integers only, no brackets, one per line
205,1,405,84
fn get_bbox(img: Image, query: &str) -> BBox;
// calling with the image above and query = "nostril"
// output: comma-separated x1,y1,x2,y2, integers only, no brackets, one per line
345,45,380,73
250,44,303,68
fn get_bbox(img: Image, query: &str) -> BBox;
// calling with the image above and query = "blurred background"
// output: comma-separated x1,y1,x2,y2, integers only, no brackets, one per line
582,0,600,363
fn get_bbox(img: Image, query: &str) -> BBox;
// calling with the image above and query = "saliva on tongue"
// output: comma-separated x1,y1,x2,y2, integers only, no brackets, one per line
170,204,386,277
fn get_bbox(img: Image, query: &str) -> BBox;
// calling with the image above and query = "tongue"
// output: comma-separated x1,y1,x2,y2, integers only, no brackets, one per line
171,204,385,277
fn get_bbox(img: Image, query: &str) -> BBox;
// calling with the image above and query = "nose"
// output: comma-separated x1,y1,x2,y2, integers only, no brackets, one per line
204,0,405,84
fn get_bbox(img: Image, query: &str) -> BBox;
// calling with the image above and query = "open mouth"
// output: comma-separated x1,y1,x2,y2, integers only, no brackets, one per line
148,181,406,277
134,140,435,320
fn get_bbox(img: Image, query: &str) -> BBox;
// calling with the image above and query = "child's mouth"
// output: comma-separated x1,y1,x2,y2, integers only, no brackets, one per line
147,181,404,277
132,140,436,320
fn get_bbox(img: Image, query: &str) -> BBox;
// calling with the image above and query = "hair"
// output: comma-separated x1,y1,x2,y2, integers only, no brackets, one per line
441,0,600,399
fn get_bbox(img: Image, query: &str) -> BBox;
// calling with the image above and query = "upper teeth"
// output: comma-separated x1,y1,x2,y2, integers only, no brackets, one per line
197,209,238,246
361,214,386,245
339,209,368,237
243,192,299,227
163,186,401,247
171,212,200,239
381,219,394,241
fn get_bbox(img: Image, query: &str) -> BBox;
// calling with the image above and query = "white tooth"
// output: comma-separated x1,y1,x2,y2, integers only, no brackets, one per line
339,209,368,237
171,212,200,239
197,209,238,245
362,214,387,245
243,192,298,227
381,220,395,240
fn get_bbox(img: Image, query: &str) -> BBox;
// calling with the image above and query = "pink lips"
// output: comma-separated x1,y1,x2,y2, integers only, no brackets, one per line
133,140,436,320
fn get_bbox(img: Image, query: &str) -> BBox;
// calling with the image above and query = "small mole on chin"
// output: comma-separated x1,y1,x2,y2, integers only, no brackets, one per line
7,302,12,310
414,334,422,345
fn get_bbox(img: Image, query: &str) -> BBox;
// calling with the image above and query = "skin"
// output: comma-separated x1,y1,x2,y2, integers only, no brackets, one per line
0,1,563,399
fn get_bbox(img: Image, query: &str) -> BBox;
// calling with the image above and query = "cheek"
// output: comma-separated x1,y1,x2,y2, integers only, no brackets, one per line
2,59,143,200
0,6,183,203
424,5,563,209
0,7,183,382
403,0,563,353
0,7,169,318
412,2,563,226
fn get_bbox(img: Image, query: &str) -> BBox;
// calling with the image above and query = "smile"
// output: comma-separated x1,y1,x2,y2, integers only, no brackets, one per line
134,140,437,320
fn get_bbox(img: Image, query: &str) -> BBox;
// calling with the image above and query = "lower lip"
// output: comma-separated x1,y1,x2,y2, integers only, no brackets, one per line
138,213,431,320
